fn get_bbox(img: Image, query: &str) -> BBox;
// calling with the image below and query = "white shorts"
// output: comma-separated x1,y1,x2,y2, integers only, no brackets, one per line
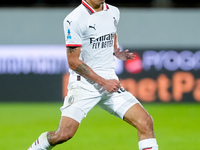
60,82,140,123
60,71,139,123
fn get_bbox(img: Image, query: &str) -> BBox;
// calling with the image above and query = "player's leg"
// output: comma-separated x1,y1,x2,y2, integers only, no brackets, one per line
28,84,102,150
28,116,79,150
47,116,79,145
123,103,158,150
98,89,158,150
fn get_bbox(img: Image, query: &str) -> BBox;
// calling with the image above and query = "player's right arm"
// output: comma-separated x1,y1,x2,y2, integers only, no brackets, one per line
66,46,120,93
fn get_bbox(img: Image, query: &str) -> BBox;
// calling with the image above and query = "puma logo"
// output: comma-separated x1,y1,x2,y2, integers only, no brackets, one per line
67,20,72,26
89,24,96,30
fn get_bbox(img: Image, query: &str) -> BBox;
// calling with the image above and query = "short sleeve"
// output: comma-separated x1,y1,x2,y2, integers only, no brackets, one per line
107,5,120,27
63,18,82,47
116,8,120,25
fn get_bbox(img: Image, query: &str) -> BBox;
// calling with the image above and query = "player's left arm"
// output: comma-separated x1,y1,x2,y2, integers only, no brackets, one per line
113,33,135,61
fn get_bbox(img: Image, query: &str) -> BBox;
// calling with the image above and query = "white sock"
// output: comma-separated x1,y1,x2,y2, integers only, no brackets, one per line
28,132,54,150
138,138,158,150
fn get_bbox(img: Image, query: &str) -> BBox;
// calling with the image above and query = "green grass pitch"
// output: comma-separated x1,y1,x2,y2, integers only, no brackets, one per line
0,102,199,150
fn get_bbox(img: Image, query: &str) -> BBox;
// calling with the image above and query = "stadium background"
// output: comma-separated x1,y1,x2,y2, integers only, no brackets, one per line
0,0,200,149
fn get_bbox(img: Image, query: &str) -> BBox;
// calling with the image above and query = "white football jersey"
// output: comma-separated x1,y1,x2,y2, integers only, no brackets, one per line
63,0,120,86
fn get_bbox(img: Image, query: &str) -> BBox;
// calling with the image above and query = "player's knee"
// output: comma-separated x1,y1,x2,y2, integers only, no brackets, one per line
137,114,154,134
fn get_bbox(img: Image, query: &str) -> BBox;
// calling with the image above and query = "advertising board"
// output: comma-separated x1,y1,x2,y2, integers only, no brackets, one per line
63,49,200,102
118,49,200,102
0,45,199,102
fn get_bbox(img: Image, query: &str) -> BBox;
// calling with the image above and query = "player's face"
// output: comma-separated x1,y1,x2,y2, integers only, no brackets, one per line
97,0,105,4
87,0,105,7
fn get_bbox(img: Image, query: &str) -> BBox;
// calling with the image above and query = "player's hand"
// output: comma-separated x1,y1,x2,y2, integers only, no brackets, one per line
102,79,121,93
114,47,135,61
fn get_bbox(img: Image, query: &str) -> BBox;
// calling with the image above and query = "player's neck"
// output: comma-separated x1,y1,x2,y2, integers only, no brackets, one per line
85,0,104,12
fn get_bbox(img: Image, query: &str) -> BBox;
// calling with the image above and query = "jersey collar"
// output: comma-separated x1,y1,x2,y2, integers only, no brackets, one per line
82,0,109,14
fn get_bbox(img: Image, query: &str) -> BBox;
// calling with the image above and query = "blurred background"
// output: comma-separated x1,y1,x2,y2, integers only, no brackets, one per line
0,1,200,150
0,0,200,102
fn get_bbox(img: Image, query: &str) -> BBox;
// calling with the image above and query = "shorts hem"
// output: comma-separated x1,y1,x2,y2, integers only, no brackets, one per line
60,105,86,123
115,98,140,119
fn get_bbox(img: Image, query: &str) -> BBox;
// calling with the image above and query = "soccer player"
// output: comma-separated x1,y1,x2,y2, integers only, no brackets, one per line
28,0,158,150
